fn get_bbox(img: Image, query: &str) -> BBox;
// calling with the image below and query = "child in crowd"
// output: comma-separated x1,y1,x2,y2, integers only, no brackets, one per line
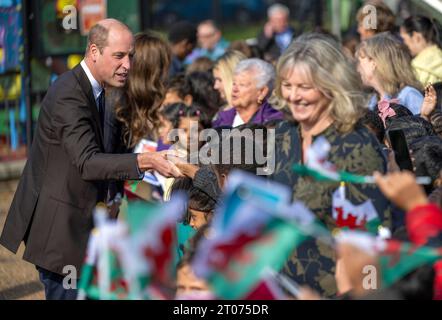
158,102,209,153
175,257,213,299
170,177,216,231
162,75,192,107
173,123,269,203
175,226,214,300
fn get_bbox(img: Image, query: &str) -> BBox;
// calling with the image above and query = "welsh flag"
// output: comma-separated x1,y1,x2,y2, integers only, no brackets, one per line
192,172,327,299
293,136,376,184
379,239,442,287
78,196,186,300
193,201,308,299
125,194,186,293
332,186,381,234
336,231,442,288
77,206,128,300
243,270,288,300
77,209,130,300
294,136,431,185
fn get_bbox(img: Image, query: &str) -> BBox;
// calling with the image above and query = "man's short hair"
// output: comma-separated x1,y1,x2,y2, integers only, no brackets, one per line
86,19,131,54
87,24,109,54
168,21,197,46
198,19,220,32
268,3,290,17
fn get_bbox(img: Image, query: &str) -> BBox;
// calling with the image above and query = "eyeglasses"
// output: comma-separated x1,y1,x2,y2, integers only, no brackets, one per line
198,32,216,39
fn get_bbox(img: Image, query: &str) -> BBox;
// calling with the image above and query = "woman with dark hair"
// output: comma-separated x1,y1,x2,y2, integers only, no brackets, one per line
185,71,223,120
115,32,172,148
401,16,442,85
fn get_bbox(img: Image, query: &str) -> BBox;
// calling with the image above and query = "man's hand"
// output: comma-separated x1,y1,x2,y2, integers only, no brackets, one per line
264,21,274,38
374,171,429,211
137,152,182,178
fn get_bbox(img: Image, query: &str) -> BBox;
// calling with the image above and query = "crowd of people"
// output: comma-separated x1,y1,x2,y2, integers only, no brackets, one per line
1,1,442,300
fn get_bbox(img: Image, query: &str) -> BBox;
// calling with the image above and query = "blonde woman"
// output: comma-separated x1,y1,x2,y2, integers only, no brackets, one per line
270,33,391,298
212,50,247,110
356,32,424,115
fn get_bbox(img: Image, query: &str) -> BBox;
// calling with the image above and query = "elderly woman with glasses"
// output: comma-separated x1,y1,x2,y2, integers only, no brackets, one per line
212,58,284,128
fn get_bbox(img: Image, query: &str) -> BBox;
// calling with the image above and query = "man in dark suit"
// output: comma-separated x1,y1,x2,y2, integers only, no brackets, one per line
256,3,295,63
0,19,178,300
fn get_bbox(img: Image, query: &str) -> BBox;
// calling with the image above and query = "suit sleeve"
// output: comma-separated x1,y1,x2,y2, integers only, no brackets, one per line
256,30,273,54
51,88,141,181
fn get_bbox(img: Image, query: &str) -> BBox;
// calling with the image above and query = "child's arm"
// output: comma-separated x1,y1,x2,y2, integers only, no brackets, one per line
175,163,222,203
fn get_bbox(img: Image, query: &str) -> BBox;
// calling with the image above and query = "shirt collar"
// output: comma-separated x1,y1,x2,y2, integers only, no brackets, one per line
80,60,104,102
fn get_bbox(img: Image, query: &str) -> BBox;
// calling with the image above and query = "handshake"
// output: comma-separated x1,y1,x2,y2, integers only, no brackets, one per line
136,150,188,178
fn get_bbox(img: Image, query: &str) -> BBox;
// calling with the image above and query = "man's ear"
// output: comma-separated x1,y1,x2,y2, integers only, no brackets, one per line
89,44,100,62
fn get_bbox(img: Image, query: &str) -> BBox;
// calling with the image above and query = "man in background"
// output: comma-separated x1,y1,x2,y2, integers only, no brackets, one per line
257,3,295,63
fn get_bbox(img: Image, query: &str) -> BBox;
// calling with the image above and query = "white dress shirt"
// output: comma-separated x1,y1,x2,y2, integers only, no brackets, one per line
80,60,104,108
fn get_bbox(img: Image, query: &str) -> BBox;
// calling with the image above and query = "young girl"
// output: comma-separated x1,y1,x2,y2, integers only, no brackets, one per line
158,103,209,153
175,227,214,300
168,175,217,284
356,33,424,115
401,16,442,85
171,177,216,231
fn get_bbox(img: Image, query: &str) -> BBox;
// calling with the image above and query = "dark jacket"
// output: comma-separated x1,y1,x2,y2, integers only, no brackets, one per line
0,64,141,275
256,26,295,62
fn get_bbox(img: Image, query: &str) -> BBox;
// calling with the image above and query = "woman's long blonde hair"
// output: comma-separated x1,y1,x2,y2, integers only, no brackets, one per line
213,50,247,107
273,34,367,133
115,32,171,147
356,33,423,97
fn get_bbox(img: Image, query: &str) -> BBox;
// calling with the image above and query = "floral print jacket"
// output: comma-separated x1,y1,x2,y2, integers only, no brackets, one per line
270,120,392,298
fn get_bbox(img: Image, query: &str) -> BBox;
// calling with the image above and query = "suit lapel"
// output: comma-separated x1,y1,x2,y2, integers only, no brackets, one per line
72,64,105,149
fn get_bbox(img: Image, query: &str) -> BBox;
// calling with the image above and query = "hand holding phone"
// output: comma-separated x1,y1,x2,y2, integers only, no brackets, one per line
386,129,414,172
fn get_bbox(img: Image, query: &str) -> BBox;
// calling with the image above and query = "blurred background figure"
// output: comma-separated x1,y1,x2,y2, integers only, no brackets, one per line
257,3,295,64
168,21,198,78
186,57,214,75
185,20,229,65
356,1,397,41
212,50,247,111
400,15,442,86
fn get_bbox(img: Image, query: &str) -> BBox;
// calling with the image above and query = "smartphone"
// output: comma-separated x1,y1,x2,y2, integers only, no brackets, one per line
387,129,414,172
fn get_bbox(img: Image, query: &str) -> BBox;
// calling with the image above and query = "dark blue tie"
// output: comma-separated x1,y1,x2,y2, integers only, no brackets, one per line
97,89,105,131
